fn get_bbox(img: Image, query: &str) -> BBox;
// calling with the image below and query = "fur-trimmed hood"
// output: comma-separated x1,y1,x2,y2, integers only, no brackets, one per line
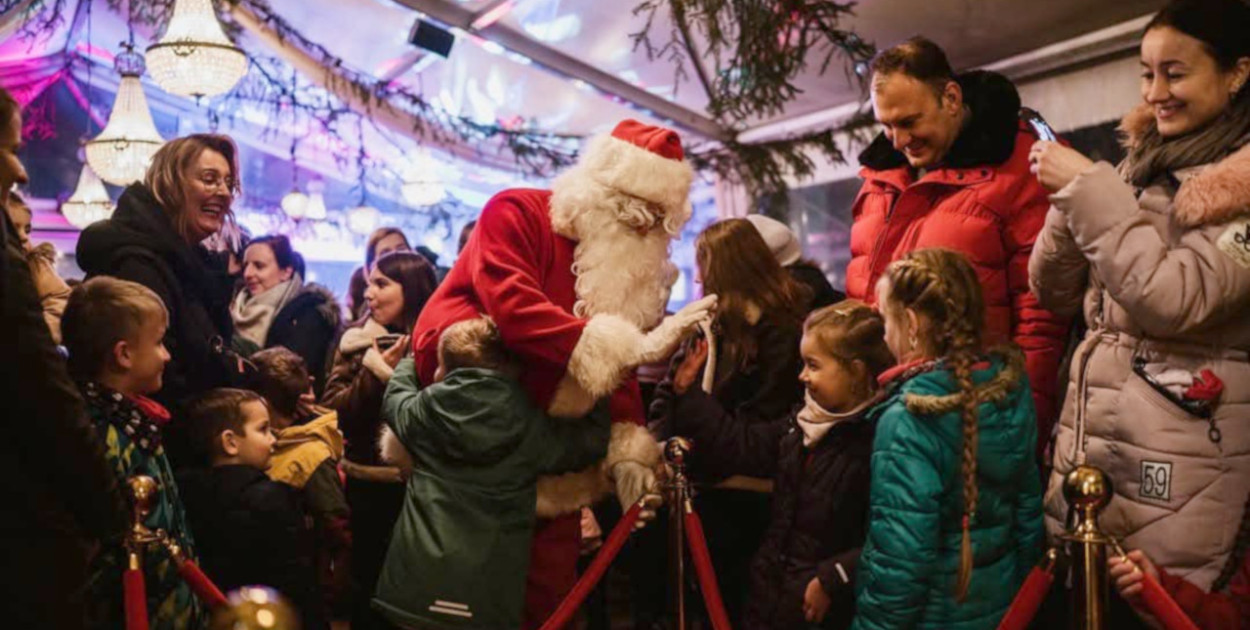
859,70,1024,171
1119,103,1250,228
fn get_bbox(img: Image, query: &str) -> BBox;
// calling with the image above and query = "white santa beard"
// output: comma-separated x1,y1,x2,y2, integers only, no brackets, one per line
568,210,677,330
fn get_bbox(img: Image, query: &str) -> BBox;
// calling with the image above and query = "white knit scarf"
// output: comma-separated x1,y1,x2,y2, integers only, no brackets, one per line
231,274,303,349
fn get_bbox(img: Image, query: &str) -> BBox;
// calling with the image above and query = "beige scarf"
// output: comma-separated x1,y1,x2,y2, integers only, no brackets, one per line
796,391,875,448
1121,95,1250,187
231,274,303,351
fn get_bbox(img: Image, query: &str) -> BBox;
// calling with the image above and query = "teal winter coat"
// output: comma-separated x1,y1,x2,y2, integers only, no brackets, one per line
374,360,610,630
851,349,1044,630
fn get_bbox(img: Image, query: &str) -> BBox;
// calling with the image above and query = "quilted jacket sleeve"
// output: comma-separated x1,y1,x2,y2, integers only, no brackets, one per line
1056,162,1250,337
1028,207,1090,318
669,387,786,479
851,402,944,630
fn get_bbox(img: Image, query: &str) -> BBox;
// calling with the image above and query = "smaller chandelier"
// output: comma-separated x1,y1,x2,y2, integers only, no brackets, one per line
61,163,115,229
304,192,328,221
401,151,446,207
146,0,248,98
85,47,165,186
281,189,308,219
347,205,380,235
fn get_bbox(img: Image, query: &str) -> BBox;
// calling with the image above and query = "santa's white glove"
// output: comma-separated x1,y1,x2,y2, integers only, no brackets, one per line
612,461,663,530
639,294,717,364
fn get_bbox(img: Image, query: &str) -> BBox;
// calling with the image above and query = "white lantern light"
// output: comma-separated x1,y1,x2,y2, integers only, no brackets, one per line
400,151,446,207
304,192,327,221
146,0,248,98
61,163,115,229
85,47,165,186
347,205,381,235
281,190,308,218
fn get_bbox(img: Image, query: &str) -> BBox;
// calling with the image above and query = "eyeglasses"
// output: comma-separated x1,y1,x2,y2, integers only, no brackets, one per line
197,171,236,193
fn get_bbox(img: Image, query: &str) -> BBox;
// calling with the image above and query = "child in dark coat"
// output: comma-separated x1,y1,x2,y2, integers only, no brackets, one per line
63,276,205,630
177,388,327,630
374,317,611,630
667,301,895,630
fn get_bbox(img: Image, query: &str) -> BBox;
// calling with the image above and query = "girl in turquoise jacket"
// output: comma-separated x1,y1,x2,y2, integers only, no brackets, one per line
851,249,1044,630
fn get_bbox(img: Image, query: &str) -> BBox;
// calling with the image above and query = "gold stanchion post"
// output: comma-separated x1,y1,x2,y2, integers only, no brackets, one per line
665,437,693,630
1057,465,1114,630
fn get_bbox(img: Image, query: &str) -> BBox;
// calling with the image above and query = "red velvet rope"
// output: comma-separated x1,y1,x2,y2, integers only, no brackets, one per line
995,563,1055,630
684,509,733,630
536,502,644,630
177,559,229,609
124,567,149,630
1140,573,1200,630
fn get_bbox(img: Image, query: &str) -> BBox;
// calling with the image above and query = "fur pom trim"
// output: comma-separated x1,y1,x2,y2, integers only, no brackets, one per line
340,318,389,354
1174,143,1250,227
535,465,613,518
904,346,1027,416
564,314,645,398
579,134,694,214
362,347,395,382
604,422,662,470
1118,103,1155,150
377,425,414,475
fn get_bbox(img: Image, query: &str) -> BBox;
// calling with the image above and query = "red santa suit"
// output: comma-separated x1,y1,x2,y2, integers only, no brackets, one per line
411,120,708,628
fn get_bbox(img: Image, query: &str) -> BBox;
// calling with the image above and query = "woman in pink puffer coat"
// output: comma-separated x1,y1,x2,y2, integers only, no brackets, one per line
1028,0,1250,593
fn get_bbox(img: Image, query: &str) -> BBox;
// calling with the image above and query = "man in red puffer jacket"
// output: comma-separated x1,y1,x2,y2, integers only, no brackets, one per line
846,36,1067,456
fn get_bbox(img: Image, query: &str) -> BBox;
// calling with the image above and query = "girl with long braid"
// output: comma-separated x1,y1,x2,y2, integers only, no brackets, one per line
850,249,1044,630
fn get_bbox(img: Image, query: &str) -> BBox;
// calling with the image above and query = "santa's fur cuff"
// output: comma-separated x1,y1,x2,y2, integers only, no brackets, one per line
604,422,662,471
535,465,613,518
564,313,644,398
580,134,694,214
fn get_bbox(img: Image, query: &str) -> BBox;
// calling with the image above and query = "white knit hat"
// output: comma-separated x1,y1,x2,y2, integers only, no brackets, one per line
745,214,801,266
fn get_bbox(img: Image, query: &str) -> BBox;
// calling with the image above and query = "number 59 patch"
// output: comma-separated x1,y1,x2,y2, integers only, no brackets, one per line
1217,217,1250,269
1140,460,1172,502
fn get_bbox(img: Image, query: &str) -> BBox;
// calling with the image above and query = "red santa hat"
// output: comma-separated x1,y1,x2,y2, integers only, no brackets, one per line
578,119,694,215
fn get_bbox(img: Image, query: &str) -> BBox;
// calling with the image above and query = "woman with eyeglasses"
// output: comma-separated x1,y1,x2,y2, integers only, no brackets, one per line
77,134,244,429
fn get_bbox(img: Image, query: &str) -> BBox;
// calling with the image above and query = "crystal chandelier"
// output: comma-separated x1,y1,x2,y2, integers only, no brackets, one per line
61,163,115,229
347,205,381,235
146,0,248,98
85,46,165,186
400,151,446,207
281,189,308,219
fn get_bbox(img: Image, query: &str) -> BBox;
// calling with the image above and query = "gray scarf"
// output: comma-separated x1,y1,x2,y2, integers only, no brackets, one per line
231,274,303,351
1121,95,1250,187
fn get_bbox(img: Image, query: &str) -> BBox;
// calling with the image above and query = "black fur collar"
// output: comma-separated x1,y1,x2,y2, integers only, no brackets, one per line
858,70,1023,171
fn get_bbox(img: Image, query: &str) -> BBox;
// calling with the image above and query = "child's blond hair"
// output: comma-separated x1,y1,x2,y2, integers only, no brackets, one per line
878,248,986,602
803,300,894,384
438,317,511,373
62,276,169,380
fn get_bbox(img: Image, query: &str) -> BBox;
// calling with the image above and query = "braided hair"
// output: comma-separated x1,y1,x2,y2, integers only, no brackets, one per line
880,249,986,602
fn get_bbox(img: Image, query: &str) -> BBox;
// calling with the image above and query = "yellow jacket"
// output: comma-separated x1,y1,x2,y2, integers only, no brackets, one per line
267,411,344,489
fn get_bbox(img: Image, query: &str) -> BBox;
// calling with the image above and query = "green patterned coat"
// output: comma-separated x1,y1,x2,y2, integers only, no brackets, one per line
82,383,206,630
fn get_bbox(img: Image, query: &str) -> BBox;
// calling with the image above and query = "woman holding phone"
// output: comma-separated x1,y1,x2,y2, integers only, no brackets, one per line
322,250,437,630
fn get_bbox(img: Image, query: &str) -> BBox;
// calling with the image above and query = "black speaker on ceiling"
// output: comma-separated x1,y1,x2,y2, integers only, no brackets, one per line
409,19,456,58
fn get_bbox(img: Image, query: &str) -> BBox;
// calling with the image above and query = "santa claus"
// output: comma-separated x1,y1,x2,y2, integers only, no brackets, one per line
407,119,716,627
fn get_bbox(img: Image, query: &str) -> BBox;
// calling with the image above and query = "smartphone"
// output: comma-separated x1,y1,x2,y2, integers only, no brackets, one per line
375,334,403,350
1022,107,1058,142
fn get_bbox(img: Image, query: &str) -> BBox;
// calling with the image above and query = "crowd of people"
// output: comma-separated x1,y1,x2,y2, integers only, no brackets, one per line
3,0,1250,628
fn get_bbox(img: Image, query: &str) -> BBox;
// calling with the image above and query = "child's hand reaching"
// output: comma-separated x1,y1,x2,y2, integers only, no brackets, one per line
803,576,832,623
375,334,411,368
672,338,709,395
1109,550,1164,629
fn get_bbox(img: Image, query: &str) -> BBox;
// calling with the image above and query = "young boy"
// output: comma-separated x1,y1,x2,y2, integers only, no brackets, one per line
61,276,204,629
176,388,327,630
7,192,70,343
374,317,611,630
247,347,351,615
